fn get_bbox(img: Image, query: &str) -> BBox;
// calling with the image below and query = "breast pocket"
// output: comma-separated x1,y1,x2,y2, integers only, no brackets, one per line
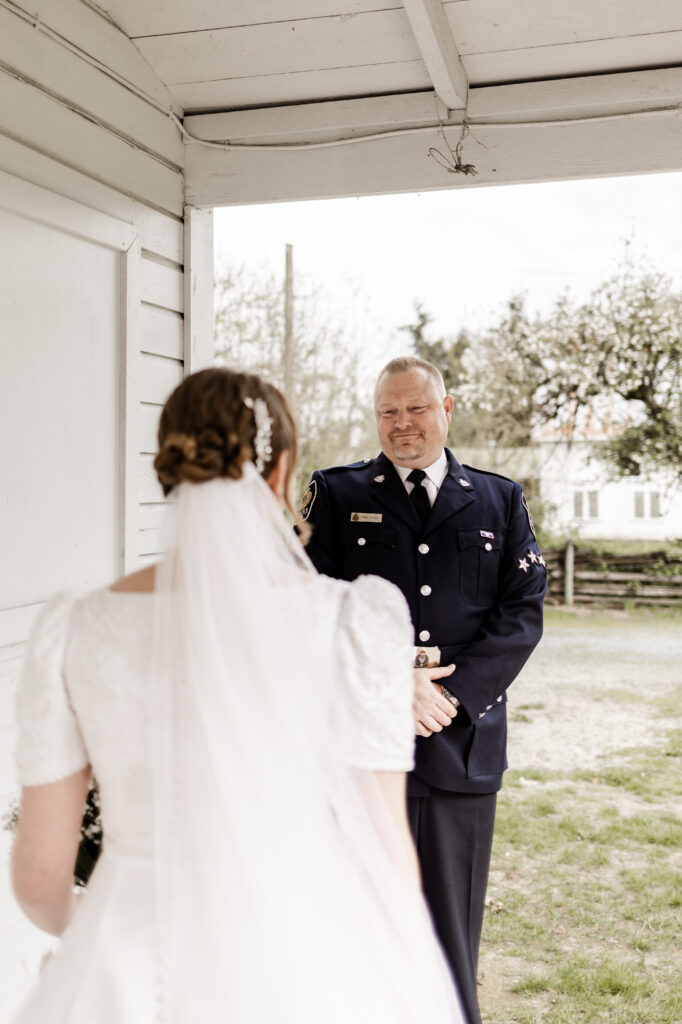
342,523,396,577
457,529,503,606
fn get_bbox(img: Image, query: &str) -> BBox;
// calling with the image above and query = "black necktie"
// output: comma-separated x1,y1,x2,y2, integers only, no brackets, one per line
407,469,431,525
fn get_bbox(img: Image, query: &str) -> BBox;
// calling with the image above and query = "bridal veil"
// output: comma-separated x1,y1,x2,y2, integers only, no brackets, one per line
149,465,461,1022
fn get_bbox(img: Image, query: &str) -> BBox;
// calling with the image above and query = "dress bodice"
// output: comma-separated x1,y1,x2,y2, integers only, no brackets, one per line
16,576,416,854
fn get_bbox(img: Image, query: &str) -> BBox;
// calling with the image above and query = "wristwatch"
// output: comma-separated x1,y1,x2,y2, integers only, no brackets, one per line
442,686,460,709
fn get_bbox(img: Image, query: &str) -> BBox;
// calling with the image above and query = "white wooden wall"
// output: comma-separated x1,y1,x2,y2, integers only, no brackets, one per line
0,1,212,1012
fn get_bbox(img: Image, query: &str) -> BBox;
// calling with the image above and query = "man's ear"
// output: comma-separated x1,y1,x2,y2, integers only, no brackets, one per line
265,451,289,500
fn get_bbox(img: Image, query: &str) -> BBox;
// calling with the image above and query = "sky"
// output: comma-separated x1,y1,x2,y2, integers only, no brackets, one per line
214,171,682,379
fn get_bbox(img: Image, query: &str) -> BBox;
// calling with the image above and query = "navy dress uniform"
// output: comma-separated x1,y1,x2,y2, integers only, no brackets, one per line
302,448,546,1024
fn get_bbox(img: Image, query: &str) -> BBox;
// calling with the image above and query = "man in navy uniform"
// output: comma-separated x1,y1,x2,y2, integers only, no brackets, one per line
301,356,546,1024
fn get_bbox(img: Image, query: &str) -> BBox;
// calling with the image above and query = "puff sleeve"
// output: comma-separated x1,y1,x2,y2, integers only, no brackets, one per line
15,593,89,786
335,575,416,772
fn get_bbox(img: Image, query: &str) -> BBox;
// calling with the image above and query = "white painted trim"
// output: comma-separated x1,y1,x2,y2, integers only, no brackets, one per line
184,69,682,206
120,238,142,575
0,169,142,576
0,169,137,251
0,133,183,263
402,0,468,110
185,68,682,146
184,92,450,144
0,605,43,649
183,207,215,372
467,66,682,121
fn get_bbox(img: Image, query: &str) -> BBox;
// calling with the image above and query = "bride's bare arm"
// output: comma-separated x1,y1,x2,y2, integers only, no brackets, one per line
371,771,421,890
12,766,91,936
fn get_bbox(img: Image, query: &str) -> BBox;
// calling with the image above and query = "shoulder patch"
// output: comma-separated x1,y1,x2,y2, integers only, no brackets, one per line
522,493,536,538
298,479,318,521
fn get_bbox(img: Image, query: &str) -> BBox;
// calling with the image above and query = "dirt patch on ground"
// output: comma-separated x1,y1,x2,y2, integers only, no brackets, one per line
505,610,680,774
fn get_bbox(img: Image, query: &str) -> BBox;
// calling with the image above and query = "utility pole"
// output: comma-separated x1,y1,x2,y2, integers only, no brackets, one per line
283,243,294,404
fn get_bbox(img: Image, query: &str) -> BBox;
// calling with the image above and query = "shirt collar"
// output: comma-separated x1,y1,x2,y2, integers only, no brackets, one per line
392,449,448,490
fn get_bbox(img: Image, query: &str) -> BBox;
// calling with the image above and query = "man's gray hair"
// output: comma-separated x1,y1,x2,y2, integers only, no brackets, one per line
374,356,446,404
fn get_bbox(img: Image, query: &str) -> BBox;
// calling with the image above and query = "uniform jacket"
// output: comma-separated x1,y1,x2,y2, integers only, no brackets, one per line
303,449,547,795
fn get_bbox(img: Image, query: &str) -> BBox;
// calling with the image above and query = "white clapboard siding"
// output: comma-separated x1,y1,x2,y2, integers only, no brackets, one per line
0,0,203,1001
0,71,183,218
139,529,166,558
141,305,184,361
0,6,183,169
0,134,183,263
139,454,166,504
16,0,182,116
139,354,184,407
139,403,164,455
141,256,184,314
139,504,172,533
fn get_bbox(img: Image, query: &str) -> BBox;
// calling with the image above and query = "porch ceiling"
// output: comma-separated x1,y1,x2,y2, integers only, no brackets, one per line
100,0,682,205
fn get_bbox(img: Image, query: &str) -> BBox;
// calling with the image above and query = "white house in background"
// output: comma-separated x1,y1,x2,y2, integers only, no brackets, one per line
534,404,682,541
534,439,682,542
458,437,682,542
2,0,682,1013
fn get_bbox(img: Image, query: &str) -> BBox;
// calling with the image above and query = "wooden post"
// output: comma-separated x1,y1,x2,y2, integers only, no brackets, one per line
564,540,575,607
283,243,294,404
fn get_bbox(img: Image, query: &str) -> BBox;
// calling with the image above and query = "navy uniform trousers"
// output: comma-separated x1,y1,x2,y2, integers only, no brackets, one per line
302,449,546,1024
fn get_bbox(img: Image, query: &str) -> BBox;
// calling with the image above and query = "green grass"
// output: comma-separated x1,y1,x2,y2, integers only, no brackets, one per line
479,611,682,1024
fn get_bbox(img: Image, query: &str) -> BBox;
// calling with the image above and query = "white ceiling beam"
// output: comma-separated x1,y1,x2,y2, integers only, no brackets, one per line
183,67,682,145
184,93,450,145
183,68,682,207
401,0,468,110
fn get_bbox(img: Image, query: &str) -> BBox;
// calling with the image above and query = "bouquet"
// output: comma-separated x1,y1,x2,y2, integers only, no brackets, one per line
3,779,103,887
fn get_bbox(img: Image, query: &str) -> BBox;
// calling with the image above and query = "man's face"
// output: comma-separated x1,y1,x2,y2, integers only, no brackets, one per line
374,369,453,468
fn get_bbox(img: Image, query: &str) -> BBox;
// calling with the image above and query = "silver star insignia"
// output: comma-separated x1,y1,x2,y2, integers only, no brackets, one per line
527,550,538,564
518,558,529,573
538,555,546,568
373,474,385,483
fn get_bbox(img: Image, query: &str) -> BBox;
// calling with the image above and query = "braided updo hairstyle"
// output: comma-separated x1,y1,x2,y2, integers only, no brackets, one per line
154,367,299,520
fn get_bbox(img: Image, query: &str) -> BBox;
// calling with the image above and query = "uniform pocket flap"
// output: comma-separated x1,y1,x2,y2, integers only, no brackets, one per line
457,528,503,552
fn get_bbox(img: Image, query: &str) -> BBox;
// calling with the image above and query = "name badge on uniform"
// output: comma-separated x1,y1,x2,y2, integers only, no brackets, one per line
351,512,383,523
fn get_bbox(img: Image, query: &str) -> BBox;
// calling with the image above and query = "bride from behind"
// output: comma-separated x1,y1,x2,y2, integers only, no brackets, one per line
11,367,462,1023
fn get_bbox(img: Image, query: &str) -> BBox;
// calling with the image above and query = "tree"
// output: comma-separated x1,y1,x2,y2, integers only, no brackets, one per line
456,256,682,482
214,264,375,490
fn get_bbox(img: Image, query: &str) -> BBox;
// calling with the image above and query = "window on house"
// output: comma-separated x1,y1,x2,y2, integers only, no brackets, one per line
635,491,662,518
573,490,599,519
573,491,583,518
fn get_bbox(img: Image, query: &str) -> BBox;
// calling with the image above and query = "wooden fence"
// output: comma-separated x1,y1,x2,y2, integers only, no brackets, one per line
543,545,682,609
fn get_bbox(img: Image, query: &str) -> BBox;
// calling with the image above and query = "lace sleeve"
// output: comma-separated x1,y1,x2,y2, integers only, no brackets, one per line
335,575,415,772
15,593,89,786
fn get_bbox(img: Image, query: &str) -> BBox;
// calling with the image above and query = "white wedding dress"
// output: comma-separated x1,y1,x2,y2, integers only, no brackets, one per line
13,472,462,1023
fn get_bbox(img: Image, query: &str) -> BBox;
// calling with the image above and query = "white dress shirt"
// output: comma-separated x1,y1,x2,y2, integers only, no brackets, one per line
392,450,448,508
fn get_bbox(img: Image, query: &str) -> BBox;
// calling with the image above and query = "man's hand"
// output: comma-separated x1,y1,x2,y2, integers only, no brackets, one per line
413,664,456,738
